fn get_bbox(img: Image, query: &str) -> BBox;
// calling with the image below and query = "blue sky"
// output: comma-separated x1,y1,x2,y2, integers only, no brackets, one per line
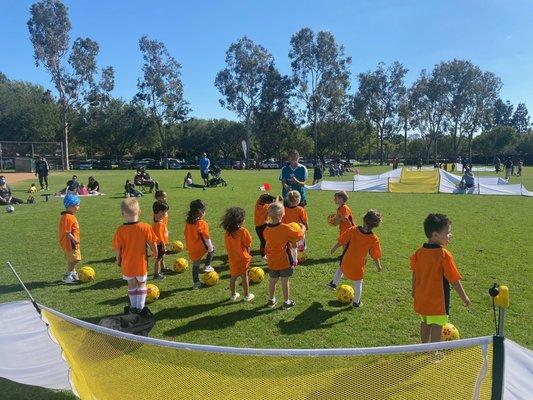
1,0,532,120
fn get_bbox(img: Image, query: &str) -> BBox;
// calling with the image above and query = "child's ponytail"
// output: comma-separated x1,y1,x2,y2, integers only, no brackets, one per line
187,199,206,224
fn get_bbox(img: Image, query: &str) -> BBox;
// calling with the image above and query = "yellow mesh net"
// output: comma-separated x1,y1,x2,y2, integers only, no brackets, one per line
42,309,493,400
389,169,440,193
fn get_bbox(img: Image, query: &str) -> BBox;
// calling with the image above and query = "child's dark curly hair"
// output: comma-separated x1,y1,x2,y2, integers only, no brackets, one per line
186,199,206,224
363,210,382,230
258,193,278,205
221,207,245,234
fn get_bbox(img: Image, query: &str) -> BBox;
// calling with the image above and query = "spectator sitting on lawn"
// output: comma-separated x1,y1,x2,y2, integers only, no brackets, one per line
458,168,475,190
134,167,159,193
183,172,193,188
57,175,80,195
78,184,89,195
0,175,24,205
87,176,100,194
125,179,143,197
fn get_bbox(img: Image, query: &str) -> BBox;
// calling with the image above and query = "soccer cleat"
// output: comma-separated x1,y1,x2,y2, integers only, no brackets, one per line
267,298,277,308
244,293,255,302
230,293,241,301
283,300,296,310
193,282,202,290
62,273,79,284
153,273,166,281
327,281,337,290
204,265,214,273
353,301,361,308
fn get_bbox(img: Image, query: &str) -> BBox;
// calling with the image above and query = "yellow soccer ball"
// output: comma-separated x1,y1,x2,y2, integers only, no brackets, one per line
78,266,96,283
171,240,184,253
327,213,338,226
248,267,265,284
173,257,189,273
202,270,220,286
441,323,460,341
336,284,355,304
297,252,307,264
146,284,160,304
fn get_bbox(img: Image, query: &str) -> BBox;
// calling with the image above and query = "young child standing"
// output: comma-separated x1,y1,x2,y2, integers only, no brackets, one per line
152,200,169,280
154,191,171,272
410,213,471,343
328,210,383,307
263,202,305,309
113,198,158,314
59,194,81,284
27,183,37,203
333,191,355,238
221,207,255,302
184,199,215,289
254,193,279,260
282,190,309,262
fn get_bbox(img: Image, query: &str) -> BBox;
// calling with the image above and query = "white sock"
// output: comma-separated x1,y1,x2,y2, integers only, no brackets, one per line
332,268,343,285
128,289,136,307
353,280,363,303
292,248,298,264
137,287,147,309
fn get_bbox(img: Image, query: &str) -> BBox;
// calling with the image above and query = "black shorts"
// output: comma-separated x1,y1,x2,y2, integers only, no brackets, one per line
268,266,294,278
157,244,165,260
201,171,209,180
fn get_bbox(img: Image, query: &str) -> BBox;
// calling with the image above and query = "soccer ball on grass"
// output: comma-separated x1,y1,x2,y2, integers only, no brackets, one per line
146,284,160,304
78,266,96,283
172,257,189,273
441,323,460,341
248,267,265,283
171,240,184,253
202,270,219,286
336,284,355,304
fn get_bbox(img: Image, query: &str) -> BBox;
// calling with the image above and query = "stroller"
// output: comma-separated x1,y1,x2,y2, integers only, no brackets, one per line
208,165,228,187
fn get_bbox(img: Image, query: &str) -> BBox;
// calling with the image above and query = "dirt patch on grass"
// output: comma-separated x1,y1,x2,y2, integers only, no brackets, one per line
0,172,36,184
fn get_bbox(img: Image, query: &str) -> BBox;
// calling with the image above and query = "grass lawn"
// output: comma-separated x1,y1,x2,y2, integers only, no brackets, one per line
0,165,531,398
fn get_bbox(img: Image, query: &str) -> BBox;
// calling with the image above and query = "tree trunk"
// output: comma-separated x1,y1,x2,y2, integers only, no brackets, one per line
63,109,69,171
403,119,408,163
367,127,371,165
379,129,384,165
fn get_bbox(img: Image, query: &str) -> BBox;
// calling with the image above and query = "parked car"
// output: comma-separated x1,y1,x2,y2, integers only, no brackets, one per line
1,158,14,170
261,159,279,169
95,160,114,170
118,160,133,169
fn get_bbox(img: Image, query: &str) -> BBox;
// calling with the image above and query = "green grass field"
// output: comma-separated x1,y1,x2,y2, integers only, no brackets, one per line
1,166,532,351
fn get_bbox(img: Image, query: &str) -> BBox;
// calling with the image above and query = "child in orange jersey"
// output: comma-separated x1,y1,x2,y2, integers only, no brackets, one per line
411,214,471,343
59,194,81,284
263,202,305,309
152,200,169,280
154,190,172,273
332,191,355,238
113,198,158,314
184,199,215,289
221,207,255,302
329,210,383,308
282,190,309,263
254,193,280,260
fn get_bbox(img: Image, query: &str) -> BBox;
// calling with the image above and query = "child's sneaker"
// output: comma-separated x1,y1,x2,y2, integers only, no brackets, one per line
62,273,78,284
161,267,173,273
353,301,361,308
193,282,202,290
230,293,241,301
244,293,255,302
153,273,166,281
327,281,337,290
283,300,296,310
267,297,277,308
204,265,214,273
261,255,267,262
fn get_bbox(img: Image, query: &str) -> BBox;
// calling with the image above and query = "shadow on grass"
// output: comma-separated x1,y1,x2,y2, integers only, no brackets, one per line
83,257,116,265
0,377,75,400
154,298,231,322
277,302,348,335
327,300,352,308
0,280,63,295
164,304,274,336
300,256,340,267
68,278,124,293
97,286,191,306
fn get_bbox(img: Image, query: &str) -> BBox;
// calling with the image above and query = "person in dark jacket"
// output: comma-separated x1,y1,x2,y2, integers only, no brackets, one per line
35,155,50,190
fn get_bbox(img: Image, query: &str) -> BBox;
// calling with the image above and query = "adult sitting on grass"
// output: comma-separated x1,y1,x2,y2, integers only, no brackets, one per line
0,175,24,205
57,175,80,195
87,176,100,194
183,172,193,188
125,179,143,197
458,168,475,190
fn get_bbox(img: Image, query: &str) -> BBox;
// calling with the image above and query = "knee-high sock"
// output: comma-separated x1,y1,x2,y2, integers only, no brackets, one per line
128,288,137,307
353,280,363,303
332,267,343,285
137,287,147,309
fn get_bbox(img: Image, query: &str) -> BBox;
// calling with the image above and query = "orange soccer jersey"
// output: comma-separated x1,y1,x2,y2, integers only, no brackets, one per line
184,219,210,261
337,204,355,236
263,223,304,270
58,211,80,252
338,226,381,281
410,244,462,316
113,222,157,277
224,227,252,276
152,219,169,245
254,200,269,227
282,205,308,228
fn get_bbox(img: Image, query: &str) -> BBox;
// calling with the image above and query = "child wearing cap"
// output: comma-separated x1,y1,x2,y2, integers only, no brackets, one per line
59,194,81,284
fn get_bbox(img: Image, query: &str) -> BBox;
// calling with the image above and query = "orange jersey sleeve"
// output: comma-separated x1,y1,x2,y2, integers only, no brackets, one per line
58,212,80,252
224,227,252,276
339,228,380,281
152,220,169,244
254,201,269,227
264,223,304,270
184,219,210,261
337,205,355,235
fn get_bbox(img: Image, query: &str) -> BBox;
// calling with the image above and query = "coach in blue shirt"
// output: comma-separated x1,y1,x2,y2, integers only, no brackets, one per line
280,149,308,206
199,153,210,187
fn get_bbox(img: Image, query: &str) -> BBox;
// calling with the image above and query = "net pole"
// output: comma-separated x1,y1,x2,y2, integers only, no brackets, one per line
5,262,41,315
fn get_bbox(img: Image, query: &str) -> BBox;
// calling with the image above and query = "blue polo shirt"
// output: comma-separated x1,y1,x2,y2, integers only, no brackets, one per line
199,157,210,173
280,163,308,203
